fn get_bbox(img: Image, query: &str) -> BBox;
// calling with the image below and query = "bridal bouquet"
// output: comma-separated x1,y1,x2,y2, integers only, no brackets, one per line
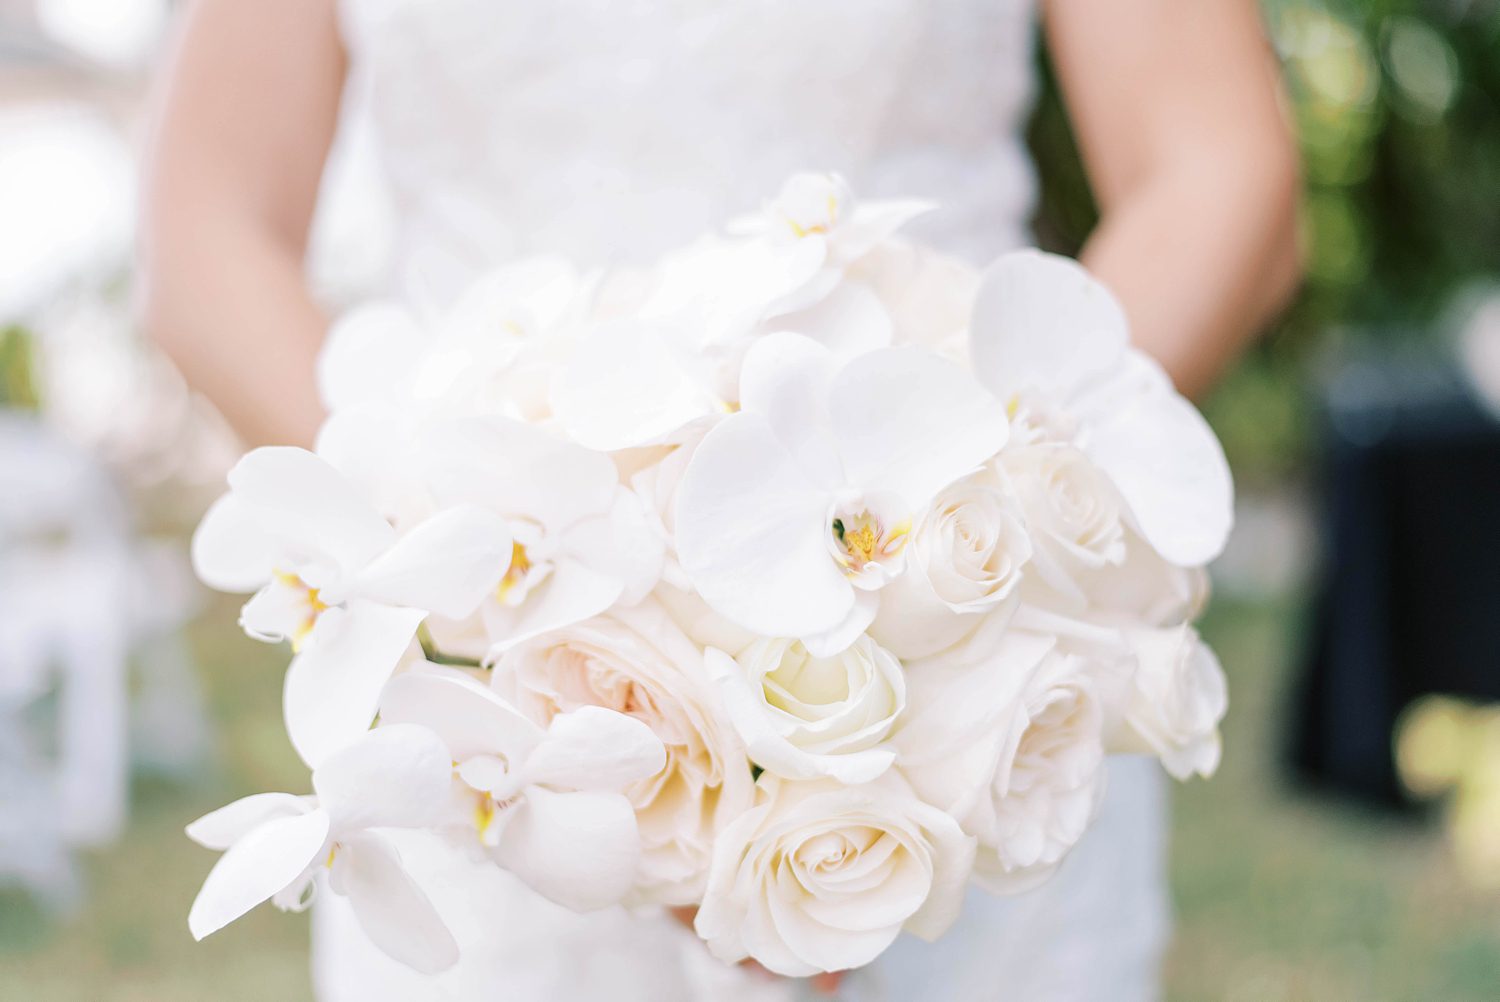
185,174,1232,977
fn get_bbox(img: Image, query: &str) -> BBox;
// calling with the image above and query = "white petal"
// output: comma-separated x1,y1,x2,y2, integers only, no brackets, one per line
1084,368,1234,566
494,786,641,912
331,832,460,974
557,490,665,606
353,505,513,619
522,705,666,792
677,413,852,638
186,793,311,851
283,602,426,769
225,448,395,579
737,332,843,488
829,346,1008,505
379,665,542,763
551,319,716,451
312,723,453,832
969,250,1129,401
317,303,426,412
800,589,879,659
482,557,622,653
772,281,892,359
421,417,618,533
187,809,329,940
191,495,275,592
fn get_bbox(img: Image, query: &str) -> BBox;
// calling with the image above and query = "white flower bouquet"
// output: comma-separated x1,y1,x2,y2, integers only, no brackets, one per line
185,174,1232,977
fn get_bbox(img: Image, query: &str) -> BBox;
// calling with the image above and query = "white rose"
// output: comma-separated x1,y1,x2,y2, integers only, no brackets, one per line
870,471,1031,660
490,598,754,905
896,634,1106,893
694,773,975,976
1117,625,1227,779
1003,444,1125,598
705,635,905,784
1072,527,1210,628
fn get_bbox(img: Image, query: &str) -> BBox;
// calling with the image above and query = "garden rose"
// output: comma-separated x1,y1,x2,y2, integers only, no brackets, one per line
694,773,974,977
870,469,1031,660
897,635,1107,893
1116,625,1227,779
705,634,905,784
489,599,753,905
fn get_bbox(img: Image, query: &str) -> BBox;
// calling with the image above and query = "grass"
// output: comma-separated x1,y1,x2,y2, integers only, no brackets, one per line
2,594,1497,1000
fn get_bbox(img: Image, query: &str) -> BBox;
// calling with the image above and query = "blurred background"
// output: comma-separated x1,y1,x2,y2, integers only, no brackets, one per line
2,1,1499,999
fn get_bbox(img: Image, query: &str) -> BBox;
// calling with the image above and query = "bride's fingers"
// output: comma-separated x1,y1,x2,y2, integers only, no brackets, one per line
811,971,845,995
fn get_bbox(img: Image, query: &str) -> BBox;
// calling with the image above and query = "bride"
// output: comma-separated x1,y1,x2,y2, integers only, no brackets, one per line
142,1,1299,999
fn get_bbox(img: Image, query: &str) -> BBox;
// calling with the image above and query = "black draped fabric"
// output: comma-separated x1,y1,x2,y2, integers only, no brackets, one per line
1291,371,1500,806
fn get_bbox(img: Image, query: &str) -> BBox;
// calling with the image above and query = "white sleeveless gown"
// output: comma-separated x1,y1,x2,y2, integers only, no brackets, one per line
312,2,1169,998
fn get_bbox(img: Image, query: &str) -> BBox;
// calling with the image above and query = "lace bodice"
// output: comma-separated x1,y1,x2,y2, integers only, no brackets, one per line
335,0,1037,307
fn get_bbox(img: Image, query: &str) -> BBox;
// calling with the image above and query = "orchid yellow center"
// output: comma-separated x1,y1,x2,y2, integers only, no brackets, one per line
273,570,328,652
496,542,532,604
831,512,910,575
786,192,840,238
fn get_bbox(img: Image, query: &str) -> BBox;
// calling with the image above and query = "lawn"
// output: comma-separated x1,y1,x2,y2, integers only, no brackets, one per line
2,594,1497,1000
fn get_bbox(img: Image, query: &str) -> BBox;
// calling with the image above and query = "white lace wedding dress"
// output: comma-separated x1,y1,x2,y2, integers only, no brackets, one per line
312,1,1169,999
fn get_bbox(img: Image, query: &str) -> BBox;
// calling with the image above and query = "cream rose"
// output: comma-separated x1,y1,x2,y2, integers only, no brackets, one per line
694,773,974,976
897,634,1107,893
1116,624,1227,779
1003,444,1126,598
705,635,905,784
490,598,753,905
870,471,1032,660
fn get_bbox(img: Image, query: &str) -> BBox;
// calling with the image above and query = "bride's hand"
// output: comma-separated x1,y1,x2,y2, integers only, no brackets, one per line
668,907,846,996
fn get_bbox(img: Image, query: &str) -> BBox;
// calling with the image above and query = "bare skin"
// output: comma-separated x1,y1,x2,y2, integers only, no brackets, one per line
140,0,1301,993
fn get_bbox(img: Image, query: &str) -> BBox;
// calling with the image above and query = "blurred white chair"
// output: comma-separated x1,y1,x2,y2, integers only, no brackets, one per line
0,414,134,901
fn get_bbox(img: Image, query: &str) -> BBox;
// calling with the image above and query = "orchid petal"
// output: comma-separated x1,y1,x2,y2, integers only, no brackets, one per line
829,346,1009,505
482,556,623,653
800,589,879,659
677,412,852,638
379,665,541,763
225,448,395,579
187,809,329,940
186,793,311,851
1084,370,1234,566
969,250,1129,401
283,602,426,769
494,786,641,912
331,832,460,974
523,705,666,792
312,723,453,832
191,495,275,592
551,319,715,451
557,490,664,606
317,303,425,412
422,417,618,534
737,332,843,488
773,281,892,359
354,505,513,619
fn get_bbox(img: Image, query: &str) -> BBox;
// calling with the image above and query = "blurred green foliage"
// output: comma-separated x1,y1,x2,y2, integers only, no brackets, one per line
0,325,41,410
1029,0,1500,480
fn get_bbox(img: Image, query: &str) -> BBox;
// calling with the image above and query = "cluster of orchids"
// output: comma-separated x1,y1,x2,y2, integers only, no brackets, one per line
185,174,1233,977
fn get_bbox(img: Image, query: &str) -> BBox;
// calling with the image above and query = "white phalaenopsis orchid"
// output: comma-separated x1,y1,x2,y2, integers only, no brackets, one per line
316,258,590,514
419,416,664,655
969,250,1233,567
192,448,512,767
379,665,666,911
676,332,1009,652
551,174,926,453
186,724,459,974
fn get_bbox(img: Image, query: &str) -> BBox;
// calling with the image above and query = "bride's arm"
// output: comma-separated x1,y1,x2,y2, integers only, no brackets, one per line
1044,0,1302,399
140,0,345,448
